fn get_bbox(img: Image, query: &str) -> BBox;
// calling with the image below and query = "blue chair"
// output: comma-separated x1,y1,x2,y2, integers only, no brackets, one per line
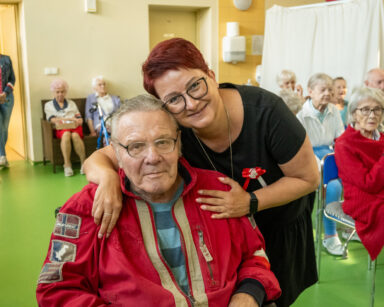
315,152,377,306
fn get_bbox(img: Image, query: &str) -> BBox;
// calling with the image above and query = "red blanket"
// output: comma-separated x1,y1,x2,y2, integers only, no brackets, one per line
335,126,384,260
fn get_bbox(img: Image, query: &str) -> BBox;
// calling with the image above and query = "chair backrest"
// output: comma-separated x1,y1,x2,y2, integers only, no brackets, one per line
41,98,87,120
321,152,339,185
41,98,90,134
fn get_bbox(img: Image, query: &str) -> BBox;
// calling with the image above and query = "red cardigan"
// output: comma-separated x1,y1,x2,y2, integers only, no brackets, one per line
335,126,384,260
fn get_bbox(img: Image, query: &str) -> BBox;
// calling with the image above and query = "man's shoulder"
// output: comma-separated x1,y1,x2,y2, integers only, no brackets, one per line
59,183,98,217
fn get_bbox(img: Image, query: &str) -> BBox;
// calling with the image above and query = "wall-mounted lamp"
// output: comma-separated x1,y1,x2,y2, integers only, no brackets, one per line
233,0,253,10
85,0,97,13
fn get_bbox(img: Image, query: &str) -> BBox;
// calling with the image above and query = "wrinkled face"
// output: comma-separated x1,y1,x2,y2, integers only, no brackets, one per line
308,81,333,110
367,71,384,91
154,68,220,130
95,79,107,96
53,86,67,103
353,99,383,135
281,79,296,91
334,79,347,100
112,110,181,203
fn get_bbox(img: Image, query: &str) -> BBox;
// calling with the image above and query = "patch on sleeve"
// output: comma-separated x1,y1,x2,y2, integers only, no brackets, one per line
38,262,64,284
253,248,269,261
53,213,81,238
50,240,77,262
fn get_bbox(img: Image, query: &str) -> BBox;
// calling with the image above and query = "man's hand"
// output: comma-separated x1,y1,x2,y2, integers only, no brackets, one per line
196,177,251,219
228,293,259,307
92,171,123,238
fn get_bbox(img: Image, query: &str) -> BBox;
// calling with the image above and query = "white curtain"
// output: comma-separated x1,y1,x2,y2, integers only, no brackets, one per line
261,0,384,97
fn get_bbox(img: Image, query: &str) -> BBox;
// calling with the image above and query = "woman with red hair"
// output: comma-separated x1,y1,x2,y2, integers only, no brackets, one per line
84,38,319,307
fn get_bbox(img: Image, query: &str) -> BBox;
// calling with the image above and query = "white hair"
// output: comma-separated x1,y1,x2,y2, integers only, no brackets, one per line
276,70,296,87
279,89,303,114
92,75,105,88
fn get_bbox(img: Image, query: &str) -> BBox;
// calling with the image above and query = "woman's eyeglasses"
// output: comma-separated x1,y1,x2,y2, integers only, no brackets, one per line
162,77,208,114
356,107,384,116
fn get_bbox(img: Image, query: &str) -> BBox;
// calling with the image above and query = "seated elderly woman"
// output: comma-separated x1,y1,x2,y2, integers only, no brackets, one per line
332,77,349,126
44,79,86,177
297,73,345,256
279,89,303,115
276,70,304,98
334,87,384,260
85,76,120,138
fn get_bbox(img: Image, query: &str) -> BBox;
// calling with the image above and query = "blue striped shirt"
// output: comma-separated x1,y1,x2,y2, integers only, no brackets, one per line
149,181,190,295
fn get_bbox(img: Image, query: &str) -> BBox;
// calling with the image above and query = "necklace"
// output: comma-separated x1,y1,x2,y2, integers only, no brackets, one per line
193,104,234,179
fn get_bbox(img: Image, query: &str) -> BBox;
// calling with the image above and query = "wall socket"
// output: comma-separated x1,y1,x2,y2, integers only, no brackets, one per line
44,67,59,75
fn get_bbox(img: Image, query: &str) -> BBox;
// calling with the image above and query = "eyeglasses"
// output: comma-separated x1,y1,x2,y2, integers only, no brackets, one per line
118,134,179,158
356,107,384,116
162,77,208,114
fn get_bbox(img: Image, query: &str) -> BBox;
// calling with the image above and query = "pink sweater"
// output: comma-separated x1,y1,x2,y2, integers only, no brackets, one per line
335,126,384,260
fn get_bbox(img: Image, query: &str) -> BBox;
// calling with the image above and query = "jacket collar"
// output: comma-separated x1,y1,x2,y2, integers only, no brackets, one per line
118,157,196,200
301,98,336,119
53,98,68,111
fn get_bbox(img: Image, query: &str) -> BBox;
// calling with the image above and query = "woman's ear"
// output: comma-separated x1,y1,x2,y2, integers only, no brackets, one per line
207,70,219,88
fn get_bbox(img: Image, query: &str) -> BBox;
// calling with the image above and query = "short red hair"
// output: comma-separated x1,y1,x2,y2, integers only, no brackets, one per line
142,38,210,98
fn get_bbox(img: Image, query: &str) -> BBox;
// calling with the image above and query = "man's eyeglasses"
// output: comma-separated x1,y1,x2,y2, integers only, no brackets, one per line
118,135,179,158
356,107,384,116
162,77,208,114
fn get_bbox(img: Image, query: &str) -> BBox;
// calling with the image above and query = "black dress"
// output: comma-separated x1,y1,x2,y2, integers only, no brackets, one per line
180,83,317,307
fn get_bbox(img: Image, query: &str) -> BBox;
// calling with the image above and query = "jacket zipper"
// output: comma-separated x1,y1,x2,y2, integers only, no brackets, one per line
197,229,215,283
148,204,194,307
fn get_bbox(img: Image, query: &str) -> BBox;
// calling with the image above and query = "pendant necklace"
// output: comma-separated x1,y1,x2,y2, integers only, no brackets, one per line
193,104,234,179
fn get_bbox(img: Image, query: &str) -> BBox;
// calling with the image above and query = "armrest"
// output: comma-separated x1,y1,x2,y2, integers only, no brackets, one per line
41,118,54,140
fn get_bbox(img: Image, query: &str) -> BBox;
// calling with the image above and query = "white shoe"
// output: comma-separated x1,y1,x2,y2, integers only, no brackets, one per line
323,236,344,256
80,164,85,175
342,230,361,242
64,166,74,177
0,156,9,167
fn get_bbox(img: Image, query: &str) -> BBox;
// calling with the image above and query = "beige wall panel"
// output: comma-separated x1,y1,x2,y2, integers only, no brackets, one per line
21,0,217,161
149,9,197,50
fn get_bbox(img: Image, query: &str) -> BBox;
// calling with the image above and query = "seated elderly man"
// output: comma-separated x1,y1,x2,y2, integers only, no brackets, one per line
365,68,384,92
36,95,281,307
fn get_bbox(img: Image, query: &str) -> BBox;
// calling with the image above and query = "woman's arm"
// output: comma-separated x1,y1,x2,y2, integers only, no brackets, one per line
197,136,319,218
83,145,121,238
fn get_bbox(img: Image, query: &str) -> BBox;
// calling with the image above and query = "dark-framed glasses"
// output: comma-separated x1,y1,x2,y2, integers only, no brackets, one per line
118,134,179,158
162,77,208,114
356,106,384,116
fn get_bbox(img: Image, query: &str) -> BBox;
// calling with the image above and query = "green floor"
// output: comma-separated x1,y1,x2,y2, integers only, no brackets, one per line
0,161,383,307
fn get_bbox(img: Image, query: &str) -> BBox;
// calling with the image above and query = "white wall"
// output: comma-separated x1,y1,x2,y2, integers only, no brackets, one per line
21,0,217,161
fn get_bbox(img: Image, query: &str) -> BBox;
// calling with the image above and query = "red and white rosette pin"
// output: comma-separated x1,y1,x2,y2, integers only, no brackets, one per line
242,167,267,190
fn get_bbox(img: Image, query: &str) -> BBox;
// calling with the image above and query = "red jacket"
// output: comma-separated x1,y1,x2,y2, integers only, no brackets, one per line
335,126,384,260
36,158,281,306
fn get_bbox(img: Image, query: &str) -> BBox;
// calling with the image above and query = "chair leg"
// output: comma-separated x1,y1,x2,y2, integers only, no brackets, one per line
341,228,355,259
370,259,376,307
316,189,324,281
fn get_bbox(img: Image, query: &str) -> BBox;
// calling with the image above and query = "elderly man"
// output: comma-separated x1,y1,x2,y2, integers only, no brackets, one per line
36,95,281,307
365,68,384,91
